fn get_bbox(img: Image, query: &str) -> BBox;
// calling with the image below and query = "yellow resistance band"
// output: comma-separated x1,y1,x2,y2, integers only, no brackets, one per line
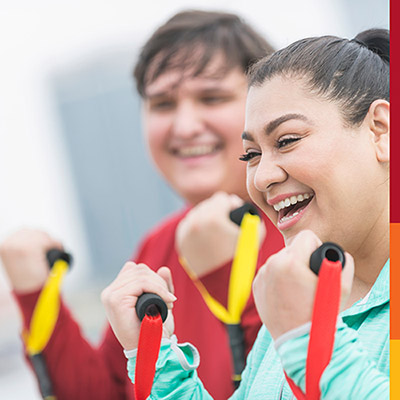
180,212,260,325
25,259,69,355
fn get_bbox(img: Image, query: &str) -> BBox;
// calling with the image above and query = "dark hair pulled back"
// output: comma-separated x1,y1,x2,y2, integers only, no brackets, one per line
248,28,389,126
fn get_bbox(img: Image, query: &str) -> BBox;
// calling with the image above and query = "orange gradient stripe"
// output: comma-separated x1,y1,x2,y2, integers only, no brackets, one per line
391,224,400,398
390,0,398,395
391,224,400,338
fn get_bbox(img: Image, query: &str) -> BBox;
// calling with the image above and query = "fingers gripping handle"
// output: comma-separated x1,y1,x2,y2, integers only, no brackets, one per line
46,249,73,269
135,293,168,323
229,203,259,226
309,242,345,275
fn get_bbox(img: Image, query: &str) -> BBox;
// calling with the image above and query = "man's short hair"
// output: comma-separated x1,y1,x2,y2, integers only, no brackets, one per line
134,9,275,97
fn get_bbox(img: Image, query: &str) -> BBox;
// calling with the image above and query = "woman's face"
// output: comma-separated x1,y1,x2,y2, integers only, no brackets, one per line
142,56,249,205
243,76,388,250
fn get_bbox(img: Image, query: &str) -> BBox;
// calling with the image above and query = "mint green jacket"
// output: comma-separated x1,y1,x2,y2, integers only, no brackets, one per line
127,260,389,399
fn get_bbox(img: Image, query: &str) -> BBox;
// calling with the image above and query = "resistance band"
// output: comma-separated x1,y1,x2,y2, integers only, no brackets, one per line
180,203,260,387
134,293,168,400
285,242,345,400
24,249,72,400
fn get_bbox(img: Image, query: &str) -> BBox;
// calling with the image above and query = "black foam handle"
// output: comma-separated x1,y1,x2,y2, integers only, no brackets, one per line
30,353,54,398
229,203,259,226
46,249,73,270
135,293,168,323
309,242,346,276
226,324,246,388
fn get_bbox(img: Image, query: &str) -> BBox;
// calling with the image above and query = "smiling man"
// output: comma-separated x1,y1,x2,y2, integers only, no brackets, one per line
0,10,284,400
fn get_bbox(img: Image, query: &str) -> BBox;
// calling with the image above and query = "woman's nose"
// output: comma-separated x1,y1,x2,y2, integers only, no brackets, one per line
253,155,287,192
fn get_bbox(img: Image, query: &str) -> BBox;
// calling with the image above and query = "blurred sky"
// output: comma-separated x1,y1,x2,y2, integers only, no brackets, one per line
0,0,389,398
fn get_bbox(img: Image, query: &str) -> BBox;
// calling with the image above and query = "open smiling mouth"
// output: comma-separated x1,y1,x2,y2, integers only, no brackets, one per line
273,193,314,224
172,144,222,158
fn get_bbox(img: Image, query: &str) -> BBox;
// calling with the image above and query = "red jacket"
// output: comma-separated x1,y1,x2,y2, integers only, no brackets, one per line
15,207,284,400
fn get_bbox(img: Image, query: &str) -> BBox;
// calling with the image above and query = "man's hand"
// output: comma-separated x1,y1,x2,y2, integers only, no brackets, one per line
176,192,245,277
0,229,64,293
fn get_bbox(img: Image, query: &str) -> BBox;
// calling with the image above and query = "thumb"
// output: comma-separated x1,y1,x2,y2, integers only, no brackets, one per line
340,252,355,310
157,267,175,296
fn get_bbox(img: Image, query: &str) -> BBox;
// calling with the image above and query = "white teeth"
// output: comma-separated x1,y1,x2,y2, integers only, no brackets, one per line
272,193,313,212
279,210,300,223
177,145,217,157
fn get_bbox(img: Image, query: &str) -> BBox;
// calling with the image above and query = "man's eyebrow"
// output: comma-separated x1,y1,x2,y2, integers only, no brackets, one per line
265,113,310,135
145,86,229,101
145,90,172,100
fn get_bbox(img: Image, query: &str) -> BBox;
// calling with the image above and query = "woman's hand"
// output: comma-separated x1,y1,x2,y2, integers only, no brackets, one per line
101,263,176,350
253,230,354,340
0,229,64,293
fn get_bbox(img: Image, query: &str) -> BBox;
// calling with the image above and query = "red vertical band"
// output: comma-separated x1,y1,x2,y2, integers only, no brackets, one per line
284,258,342,400
134,314,163,400
306,259,341,399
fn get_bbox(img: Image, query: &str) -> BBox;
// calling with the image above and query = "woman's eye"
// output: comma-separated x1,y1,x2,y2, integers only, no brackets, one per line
277,137,301,149
239,152,260,162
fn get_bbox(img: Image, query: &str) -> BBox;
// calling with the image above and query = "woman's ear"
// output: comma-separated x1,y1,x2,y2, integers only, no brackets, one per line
367,99,389,162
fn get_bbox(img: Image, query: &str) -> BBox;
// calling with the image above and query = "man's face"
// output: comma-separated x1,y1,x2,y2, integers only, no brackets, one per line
142,58,249,205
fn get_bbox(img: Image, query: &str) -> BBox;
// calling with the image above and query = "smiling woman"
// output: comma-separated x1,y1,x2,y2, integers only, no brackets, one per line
103,28,389,399
244,30,389,253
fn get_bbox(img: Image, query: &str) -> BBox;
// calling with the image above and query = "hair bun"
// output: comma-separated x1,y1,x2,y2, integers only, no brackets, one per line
353,28,389,63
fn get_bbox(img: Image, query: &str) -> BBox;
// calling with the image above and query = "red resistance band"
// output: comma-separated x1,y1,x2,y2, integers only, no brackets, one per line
134,311,163,400
285,258,342,400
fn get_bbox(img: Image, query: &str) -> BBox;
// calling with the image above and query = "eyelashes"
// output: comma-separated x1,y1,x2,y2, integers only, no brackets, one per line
240,136,302,162
239,152,260,162
277,137,301,148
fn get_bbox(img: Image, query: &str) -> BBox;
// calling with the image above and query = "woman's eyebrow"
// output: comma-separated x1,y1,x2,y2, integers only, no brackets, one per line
241,131,254,141
265,113,310,135
242,113,311,142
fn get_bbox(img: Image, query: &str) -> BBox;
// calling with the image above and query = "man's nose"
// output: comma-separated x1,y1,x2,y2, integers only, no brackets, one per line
171,100,203,139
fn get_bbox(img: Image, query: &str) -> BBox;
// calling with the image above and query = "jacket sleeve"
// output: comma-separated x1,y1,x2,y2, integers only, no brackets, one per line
14,291,131,400
128,337,212,400
277,321,389,399
128,328,272,400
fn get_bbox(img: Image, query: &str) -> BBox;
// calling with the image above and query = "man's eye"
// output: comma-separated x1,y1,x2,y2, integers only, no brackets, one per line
239,152,260,162
150,101,175,110
201,96,229,105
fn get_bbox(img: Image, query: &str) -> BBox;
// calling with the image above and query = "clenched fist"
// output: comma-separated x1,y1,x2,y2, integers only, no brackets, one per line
0,229,64,293
101,263,176,350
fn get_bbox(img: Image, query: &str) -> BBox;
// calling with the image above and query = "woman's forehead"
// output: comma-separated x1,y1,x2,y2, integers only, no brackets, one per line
245,76,342,133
